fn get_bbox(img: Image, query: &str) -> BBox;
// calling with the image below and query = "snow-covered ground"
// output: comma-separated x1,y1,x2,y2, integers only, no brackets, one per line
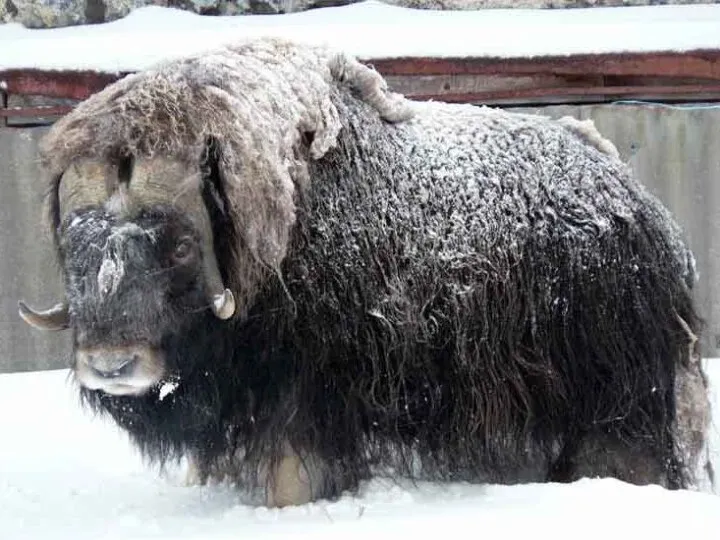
1,362,719,539
1,1,720,73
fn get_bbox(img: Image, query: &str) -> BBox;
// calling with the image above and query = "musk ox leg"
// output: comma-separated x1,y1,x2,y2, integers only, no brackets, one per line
550,434,671,487
264,444,327,508
184,454,208,487
183,448,326,506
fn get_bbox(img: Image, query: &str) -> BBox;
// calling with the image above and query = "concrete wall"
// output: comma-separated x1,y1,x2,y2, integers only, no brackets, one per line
0,127,71,373
1,102,719,372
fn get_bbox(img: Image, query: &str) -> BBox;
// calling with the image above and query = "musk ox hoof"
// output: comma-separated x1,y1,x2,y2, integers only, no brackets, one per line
265,452,315,508
184,456,207,488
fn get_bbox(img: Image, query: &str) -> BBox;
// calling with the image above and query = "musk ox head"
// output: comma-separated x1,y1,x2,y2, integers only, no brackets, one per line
22,151,237,396
19,38,412,397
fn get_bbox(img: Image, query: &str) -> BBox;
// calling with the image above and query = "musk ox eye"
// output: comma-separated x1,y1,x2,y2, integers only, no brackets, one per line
172,237,195,264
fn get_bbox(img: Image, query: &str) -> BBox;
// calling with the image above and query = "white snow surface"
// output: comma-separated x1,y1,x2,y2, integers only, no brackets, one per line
1,361,720,539
1,1,720,73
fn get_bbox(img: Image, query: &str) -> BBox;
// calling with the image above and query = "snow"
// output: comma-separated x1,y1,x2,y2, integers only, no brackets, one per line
1,1,720,73
158,378,180,401
1,362,719,539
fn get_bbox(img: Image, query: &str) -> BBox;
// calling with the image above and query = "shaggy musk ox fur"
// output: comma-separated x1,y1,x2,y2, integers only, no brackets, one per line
29,38,713,504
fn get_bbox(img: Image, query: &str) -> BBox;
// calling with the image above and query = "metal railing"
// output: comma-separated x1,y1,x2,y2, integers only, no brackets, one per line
2,50,720,127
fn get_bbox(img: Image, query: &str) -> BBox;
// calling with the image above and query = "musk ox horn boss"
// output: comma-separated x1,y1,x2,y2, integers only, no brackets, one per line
20,38,713,507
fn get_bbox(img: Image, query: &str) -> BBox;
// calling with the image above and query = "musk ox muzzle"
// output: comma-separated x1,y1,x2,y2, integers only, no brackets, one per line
75,344,165,396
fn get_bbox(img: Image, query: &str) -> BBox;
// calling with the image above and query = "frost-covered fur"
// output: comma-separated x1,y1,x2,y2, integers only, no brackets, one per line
41,39,412,316
41,38,712,502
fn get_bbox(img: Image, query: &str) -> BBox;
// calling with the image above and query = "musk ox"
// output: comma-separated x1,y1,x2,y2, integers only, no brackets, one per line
20,38,713,506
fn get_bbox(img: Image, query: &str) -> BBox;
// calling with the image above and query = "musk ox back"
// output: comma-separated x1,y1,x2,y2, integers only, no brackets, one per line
20,38,713,506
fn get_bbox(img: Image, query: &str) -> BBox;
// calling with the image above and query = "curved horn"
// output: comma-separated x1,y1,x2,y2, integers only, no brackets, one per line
128,157,236,320
188,198,236,320
18,300,70,331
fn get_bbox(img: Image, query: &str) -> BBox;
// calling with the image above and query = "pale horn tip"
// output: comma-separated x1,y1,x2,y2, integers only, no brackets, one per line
18,300,70,332
212,289,236,320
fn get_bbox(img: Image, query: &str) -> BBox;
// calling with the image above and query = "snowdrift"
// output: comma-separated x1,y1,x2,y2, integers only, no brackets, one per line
1,362,719,539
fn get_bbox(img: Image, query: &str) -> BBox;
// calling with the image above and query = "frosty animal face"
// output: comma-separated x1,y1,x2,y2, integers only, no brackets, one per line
61,207,207,395
19,156,236,396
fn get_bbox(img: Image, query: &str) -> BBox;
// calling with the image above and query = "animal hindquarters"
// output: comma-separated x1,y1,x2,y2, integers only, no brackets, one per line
550,355,713,491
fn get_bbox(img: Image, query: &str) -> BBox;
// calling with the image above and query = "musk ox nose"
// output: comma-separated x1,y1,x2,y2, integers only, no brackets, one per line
75,345,165,396
80,351,138,379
